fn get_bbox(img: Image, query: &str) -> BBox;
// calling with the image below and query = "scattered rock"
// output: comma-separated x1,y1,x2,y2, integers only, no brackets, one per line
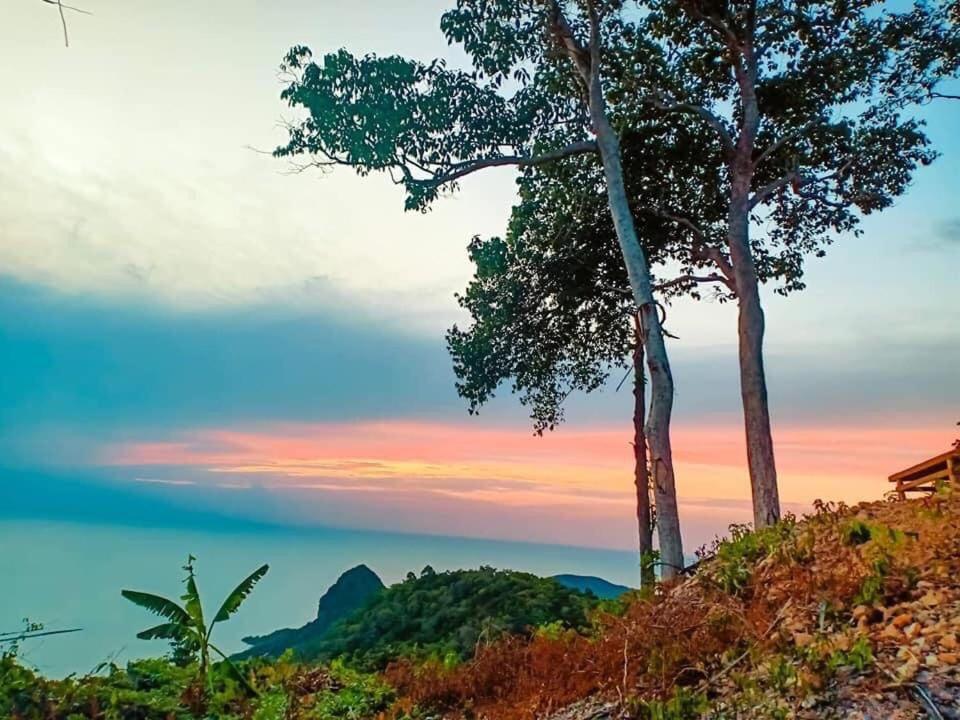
892,613,913,629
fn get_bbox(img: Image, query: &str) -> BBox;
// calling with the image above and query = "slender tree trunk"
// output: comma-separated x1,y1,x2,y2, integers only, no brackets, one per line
632,318,655,588
594,118,684,578
552,0,683,577
728,191,780,528
727,41,781,528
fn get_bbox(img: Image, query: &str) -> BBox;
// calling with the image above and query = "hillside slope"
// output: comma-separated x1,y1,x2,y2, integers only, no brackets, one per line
389,491,960,719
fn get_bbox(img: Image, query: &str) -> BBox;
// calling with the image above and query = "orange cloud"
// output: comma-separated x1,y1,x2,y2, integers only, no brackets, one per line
104,419,951,510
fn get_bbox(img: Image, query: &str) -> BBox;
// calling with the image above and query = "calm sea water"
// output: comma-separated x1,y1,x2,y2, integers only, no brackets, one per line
1,520,639,678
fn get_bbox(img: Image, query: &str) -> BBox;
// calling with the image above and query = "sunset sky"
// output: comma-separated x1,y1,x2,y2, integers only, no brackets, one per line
1,0,958,552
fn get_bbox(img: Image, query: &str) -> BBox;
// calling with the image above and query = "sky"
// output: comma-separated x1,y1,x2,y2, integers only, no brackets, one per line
1,0,958,553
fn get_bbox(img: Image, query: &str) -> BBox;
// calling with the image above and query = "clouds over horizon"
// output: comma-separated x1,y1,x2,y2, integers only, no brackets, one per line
3,417,952,550
1,0,957,550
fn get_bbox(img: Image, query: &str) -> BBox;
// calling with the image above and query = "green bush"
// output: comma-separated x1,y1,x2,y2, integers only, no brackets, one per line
311,660,394,720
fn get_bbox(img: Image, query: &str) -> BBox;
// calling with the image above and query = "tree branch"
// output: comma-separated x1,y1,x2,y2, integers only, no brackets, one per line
640,206,737,292
40,0,91,47
793,189,849,209
545,0,592,82
749,170,799,209
753,118,821,169
692,244,737,292
643,93,735,157
412,140,599,189
681,5,741,47
653,274,732,292
640,206,709,242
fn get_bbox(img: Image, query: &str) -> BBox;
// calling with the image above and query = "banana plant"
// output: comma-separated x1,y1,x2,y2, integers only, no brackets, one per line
121,555,268,695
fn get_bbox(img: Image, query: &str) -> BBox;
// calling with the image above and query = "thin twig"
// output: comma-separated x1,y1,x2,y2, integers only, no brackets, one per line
40,0,91,47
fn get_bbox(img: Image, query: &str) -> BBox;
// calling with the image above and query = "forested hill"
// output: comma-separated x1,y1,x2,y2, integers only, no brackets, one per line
239,565,600,669
238,564,384,659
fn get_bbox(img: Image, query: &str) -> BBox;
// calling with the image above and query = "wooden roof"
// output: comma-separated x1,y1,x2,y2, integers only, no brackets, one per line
888,449,960,484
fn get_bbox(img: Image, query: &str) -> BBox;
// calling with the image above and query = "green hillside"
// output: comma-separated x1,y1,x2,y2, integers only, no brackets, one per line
296,566,597,670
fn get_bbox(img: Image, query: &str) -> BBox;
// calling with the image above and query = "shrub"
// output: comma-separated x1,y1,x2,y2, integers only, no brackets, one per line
312,660,394,720
702,516,800,595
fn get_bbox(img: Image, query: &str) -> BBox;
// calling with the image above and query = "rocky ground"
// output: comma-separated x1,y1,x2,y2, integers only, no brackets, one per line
536,491,960,720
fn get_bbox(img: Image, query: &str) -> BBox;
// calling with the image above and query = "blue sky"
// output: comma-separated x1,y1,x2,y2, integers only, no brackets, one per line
1,0,957,550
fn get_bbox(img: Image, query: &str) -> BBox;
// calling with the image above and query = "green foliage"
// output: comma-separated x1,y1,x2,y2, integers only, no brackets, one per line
122,555,268,696
252,690,288,720
826,636,874,674
703,517,801,595
850,522,906,605
766,655,798,694
445,120,716,433
1,655,198,720
1,651,396,720
0,653,44,718
841,519,873,546
311,660,394,720
632,687,710,720
274,44,555,213
301,566,597,670
533,620,570,641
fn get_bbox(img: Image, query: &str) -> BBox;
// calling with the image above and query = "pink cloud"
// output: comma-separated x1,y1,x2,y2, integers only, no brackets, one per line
101,419,954,549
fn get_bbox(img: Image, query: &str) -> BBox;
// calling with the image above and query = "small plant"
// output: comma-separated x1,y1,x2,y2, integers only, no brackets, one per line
121,555,268,696
850,522,906,605
766,655,798,693
704,516,799,595
633,687,709,719
841,519,872,546
826,636,874,674
640,549,660,591
252,689,287,720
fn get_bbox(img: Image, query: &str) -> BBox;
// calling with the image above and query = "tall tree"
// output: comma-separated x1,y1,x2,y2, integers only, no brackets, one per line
630,0,937,527
447,118,728,583
274,1,692,576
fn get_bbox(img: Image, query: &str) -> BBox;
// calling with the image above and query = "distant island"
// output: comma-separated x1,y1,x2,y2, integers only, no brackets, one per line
551,574,631,599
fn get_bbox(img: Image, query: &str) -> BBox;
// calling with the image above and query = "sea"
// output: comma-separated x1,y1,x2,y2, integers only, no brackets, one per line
0,519,640,678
